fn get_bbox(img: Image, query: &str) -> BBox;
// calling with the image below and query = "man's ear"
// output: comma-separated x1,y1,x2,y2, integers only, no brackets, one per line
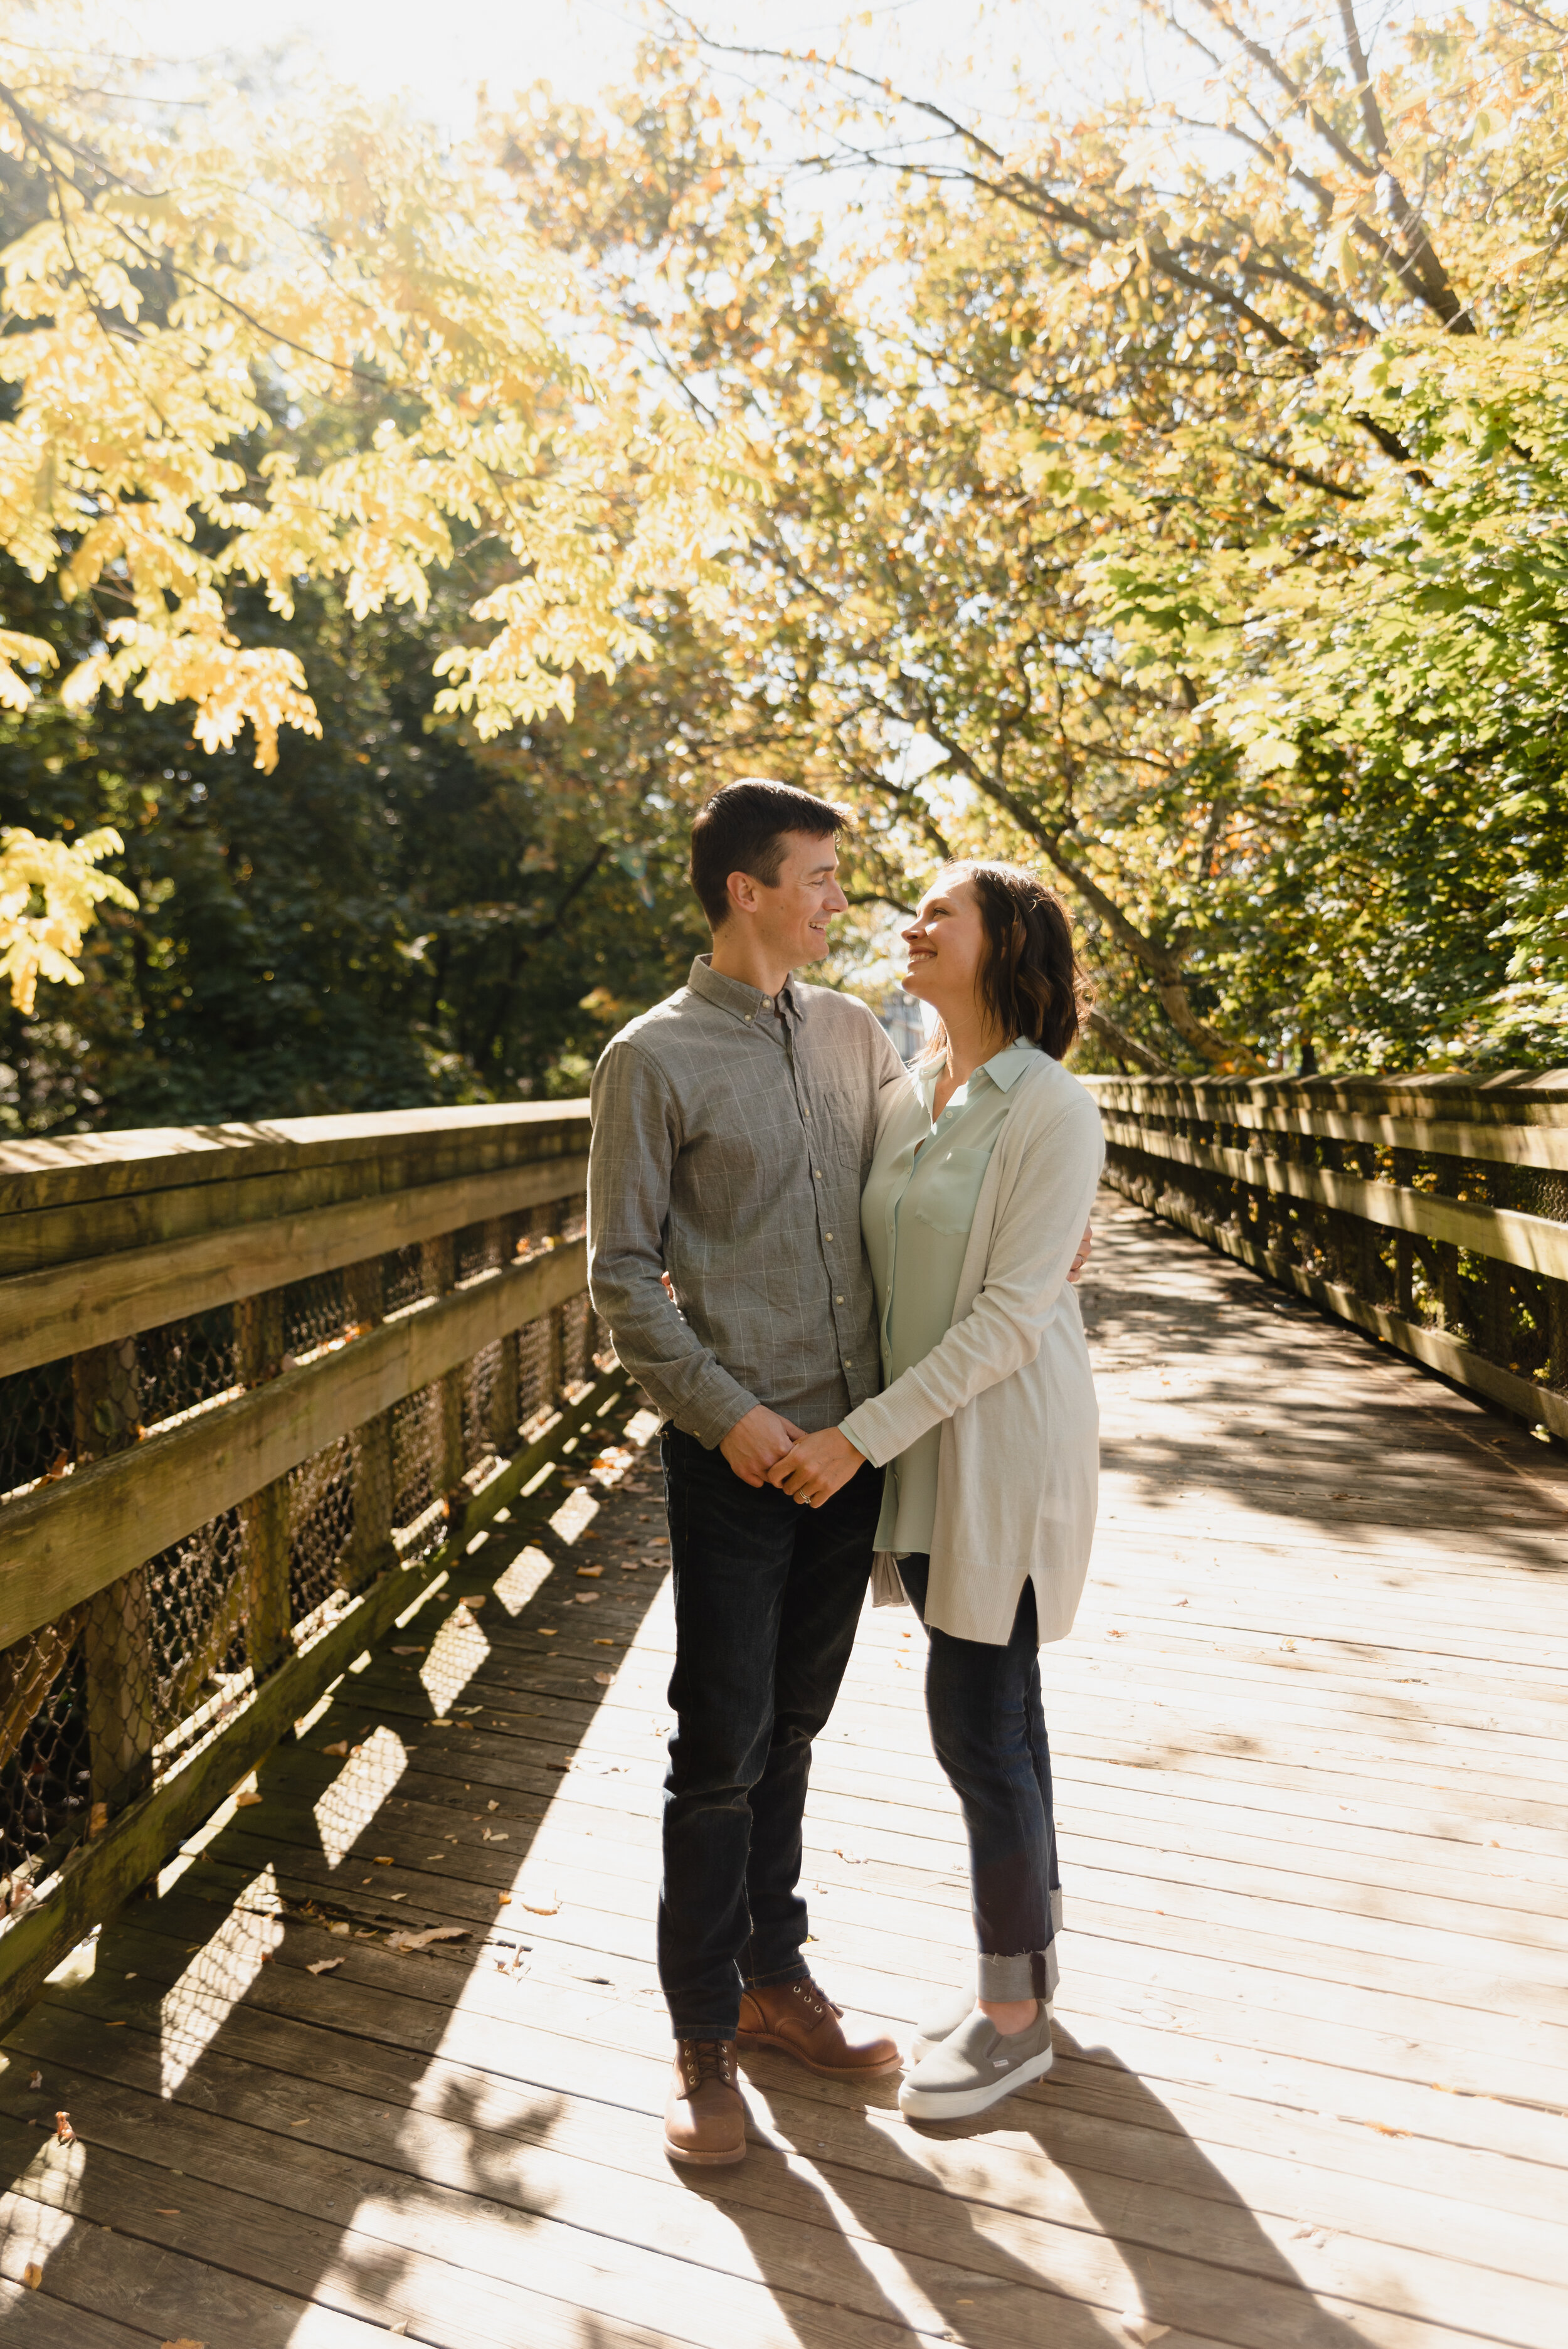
725,869,761,920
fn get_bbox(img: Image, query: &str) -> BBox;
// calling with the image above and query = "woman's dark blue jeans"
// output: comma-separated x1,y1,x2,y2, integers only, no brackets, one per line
899,1555,1062,2003
659,1425,881,2039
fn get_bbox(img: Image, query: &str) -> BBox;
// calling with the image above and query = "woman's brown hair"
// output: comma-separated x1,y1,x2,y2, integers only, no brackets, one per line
924,862,1091,1063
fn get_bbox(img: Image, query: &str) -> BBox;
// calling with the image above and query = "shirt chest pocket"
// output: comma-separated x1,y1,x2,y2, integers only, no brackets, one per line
906,1145,995,1238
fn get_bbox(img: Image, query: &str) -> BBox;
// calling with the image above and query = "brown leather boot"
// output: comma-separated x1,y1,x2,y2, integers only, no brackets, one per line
736,1975,901,2079
664,2039,747,2166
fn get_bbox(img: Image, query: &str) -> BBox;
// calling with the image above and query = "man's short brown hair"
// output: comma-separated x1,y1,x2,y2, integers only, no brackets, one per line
689,779,847,931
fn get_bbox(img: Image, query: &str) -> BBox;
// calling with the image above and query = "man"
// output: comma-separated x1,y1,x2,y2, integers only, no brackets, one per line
587,779,907,2166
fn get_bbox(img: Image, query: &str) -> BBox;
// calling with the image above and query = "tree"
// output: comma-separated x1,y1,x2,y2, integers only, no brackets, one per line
628,1,1568,1069
0,3,756,1005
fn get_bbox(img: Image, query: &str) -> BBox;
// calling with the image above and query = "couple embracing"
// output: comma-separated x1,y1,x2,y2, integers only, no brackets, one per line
586,780,1103,2166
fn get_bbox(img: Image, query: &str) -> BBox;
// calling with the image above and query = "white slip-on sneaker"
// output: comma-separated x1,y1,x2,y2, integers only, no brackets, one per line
898,2004,1055,2120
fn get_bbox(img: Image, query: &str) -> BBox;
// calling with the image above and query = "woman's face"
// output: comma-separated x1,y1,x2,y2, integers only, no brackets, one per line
901,873,987,1013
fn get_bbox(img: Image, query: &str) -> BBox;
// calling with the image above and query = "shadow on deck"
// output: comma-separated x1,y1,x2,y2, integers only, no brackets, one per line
4,1196,1567,2349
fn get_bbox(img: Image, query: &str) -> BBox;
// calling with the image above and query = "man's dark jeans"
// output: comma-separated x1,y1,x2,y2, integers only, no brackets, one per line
899,1554,1062,2004
658,1424,880,2039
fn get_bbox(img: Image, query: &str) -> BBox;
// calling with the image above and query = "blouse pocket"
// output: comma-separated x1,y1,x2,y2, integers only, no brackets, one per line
907,1145,995,1237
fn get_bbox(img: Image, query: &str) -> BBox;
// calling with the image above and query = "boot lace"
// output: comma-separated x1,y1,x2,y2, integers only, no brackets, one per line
790,1977,842,2024
679,2039,736,2091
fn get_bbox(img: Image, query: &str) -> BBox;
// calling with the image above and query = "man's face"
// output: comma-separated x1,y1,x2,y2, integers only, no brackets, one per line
741,830,848,966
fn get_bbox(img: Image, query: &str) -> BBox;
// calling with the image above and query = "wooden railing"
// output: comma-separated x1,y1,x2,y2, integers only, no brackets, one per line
1085,1071,1568,1441
0,1101,633,2023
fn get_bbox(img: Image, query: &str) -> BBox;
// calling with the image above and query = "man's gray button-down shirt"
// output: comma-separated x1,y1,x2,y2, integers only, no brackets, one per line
587,955,907,1447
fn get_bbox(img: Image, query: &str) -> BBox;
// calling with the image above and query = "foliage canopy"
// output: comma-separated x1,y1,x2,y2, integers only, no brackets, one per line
3,0,1566,1120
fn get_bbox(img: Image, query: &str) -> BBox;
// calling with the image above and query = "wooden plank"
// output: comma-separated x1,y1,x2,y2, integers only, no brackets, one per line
0,1128,590,1281
0,2276,152,2349
1084,1069,1568,1130
0,1369,632,2028
1091,1093,1568,1169
0,1241,590,1644
1099,1115,1568,1281
0,1153,590,1372
1103,1179,1568,1440
0,1098,590,1212
13,2000,1568,2349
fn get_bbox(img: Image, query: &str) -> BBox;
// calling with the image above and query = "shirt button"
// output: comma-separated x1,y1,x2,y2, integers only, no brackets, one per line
803,1108,811,1118
824,1233,833,1242
843,1359,852,1368
835,1295,844,1303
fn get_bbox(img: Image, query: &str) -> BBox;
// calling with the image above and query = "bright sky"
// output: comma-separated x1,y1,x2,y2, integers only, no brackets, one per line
122,0,1115,139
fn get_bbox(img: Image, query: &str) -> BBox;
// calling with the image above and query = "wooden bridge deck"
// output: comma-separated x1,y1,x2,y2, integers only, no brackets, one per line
4,1190,1567,2349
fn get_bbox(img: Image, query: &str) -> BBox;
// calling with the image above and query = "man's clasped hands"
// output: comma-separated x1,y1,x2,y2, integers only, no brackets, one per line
716,1217,1095,1512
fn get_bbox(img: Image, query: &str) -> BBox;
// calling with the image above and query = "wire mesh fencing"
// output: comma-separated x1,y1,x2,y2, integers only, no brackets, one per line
1093,1076,1568,1428
0,1155,608,1922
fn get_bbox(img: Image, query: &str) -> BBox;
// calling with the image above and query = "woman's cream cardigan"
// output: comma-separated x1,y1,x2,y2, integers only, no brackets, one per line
839,1051,1105,1647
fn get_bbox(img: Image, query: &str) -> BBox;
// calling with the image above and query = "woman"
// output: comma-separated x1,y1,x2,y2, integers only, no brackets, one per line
767,861,1103,2121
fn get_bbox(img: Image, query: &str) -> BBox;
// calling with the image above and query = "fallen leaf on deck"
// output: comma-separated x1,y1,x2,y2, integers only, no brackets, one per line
235,1791,263,1808
593,1638,615,1646
482,1828,509,1842
519,1894,560,1915
372,1855,395,1865
322,1741,349,1756
391,1646,424,1655
55,2111,74,2143
387,1926,469,1953
307,1958,344,1976
594,1671,613,1685
161,2340,206,2348
497,1892,512,1904
327,1921,351,1938
28,2069,41,2089
22,2262,41,2289
487,1799,499,1811
155,2207,180,2217
536,1628,557,1636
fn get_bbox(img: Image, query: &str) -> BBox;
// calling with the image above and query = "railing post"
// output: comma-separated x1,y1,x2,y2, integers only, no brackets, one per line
421,1234,466,1517
1392,1150,1416,1318
486,1217,521,1455
344,1256,393,1592
236,1291,292,1677
1547,1278,1568,1393
73,1338,154,1823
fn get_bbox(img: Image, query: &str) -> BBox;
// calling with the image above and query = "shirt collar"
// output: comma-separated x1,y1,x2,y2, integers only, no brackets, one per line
687,955,800,1026
981,1039,1041,1091
918,1037,1039,1112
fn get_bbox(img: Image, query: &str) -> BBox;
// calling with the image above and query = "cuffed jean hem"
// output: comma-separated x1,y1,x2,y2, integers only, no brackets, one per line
669,2021,743,2043
743,1956,813,1991
978,1941,1061,2003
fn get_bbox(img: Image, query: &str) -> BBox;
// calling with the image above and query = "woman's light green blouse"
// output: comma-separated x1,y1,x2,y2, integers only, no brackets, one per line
859,1040,1042,1556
